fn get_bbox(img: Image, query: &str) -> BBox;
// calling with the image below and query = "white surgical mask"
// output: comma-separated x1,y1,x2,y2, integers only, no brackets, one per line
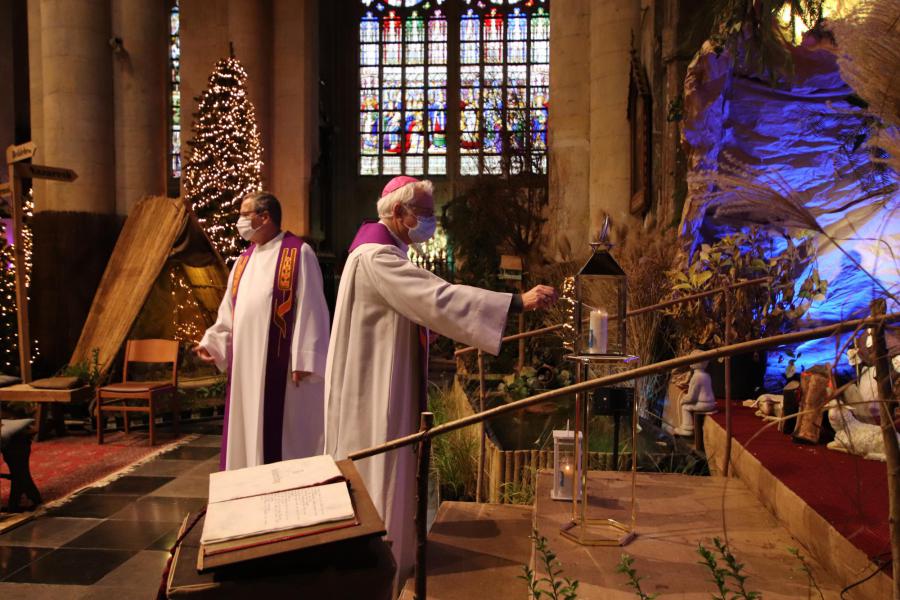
236,216,259,241
407,215,436,243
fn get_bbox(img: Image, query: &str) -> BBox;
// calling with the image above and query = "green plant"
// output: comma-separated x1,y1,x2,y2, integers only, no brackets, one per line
617,555,658,600
60,347,103,388
428,383,479,501
665,227,826,355
697,537,761,600
497,365,573,402
788,546,825,600
499,466,536,505
520,530,579,600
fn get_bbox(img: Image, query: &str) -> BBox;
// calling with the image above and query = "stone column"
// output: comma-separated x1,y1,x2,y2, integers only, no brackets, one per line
112,0,168,214
546,0,592,261
228,0,272,186
0,1,14,167
271,0,318,237
180,0,228,196
589,0,640,234
39,0,115,213
26,0,44,202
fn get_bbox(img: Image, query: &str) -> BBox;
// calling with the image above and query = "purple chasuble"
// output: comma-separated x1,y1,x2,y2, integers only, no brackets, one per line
348,221,430,414
220,232,305,470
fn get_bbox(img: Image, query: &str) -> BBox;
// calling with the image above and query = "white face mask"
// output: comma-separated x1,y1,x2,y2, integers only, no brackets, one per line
236,216,260,241
407,215,436,243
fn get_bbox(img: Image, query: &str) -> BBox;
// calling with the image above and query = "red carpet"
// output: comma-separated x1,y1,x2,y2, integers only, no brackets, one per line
1,430,188,509
711,403,890,568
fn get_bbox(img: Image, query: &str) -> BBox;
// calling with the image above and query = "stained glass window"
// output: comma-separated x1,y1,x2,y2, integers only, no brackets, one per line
358,0,548,176
168,0,181,184
460,2,549,175
359,2,448,176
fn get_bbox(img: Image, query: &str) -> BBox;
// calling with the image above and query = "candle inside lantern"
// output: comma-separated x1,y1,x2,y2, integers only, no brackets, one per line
589,309,608,354
559,454,573,490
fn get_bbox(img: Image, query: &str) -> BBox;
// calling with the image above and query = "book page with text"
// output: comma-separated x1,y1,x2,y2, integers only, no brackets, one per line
208,454,344,504
201,481,355,545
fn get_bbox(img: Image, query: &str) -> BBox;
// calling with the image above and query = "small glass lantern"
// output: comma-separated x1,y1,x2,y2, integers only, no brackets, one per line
574,219,626,356
551,429,582,501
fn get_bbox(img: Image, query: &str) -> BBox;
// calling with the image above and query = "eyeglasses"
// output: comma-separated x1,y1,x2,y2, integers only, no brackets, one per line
405,204,434,218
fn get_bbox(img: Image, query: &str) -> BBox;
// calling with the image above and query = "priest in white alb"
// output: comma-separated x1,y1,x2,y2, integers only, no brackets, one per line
324,176,557,587
195,191,330,471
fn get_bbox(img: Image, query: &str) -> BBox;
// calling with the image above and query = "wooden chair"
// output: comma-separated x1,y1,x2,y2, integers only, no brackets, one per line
96,339,180,446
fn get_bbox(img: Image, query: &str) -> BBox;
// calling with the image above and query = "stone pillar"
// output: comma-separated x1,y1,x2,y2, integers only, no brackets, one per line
228,0,272,186
112,0,168,214
546,0,592,261
180,0,228,196
39,0,115,213
26,0,44,202
589,0,640,234
271,0,318,237
0,1,14,167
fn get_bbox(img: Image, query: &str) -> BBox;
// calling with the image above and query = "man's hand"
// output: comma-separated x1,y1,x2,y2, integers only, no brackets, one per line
521,285,558,311
193,344,216,364
292,371,312,386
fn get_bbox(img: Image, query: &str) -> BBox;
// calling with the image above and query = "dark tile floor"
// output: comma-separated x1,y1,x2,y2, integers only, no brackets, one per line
0,423,221,600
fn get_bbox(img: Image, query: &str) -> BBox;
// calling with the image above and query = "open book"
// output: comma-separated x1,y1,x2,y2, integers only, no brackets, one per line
199,455,357,561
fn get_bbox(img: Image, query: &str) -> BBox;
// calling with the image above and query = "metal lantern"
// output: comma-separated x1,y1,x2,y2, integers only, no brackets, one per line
573,220,626,356
551,429,582,501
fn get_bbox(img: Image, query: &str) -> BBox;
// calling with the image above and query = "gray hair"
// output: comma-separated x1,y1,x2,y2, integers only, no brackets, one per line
243,191,282,228
376,180,433,218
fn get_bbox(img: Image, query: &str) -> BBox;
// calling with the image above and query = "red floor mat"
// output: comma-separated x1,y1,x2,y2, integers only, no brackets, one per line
711,403,890,568
1,430,187,508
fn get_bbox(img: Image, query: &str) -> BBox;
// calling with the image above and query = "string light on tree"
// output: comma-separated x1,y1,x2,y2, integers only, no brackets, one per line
169,267,204,343
183,53,263,265
0,188,39,375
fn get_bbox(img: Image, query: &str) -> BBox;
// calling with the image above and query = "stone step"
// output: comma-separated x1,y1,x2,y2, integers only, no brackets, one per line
399,501,534,600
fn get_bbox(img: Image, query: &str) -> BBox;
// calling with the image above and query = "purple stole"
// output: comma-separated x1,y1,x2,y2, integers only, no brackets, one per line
220,232,305,470
348,222,430,414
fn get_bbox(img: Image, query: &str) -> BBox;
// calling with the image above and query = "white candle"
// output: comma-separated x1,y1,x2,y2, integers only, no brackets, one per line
589,309,608,354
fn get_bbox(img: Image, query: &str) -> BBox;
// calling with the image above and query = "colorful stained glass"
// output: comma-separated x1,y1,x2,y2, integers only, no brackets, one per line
359,4,450,176
361,44,379,65
406,155,424,175
530,63,549,86
169,0,181,181
531,40,549,63
383,156,402,174
428,66,447,87
428,155,447,175
429,16,447,41
383,67,403,87
457,4,550,176
428,42,447,64
406,88,425,109
405,16,425,41
361,15,379,42
460,67,480,86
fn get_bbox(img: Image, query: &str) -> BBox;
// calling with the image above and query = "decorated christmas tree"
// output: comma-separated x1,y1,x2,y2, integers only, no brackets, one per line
0,190,36,377
183,54,263,265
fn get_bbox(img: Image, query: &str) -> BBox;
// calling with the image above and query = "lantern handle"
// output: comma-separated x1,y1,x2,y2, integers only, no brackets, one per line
590,216,612,253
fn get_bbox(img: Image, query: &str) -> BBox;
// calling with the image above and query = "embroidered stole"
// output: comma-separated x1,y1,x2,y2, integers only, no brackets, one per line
220,232,305,469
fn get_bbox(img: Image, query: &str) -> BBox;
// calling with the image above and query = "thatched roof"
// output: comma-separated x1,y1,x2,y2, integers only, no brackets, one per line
70,196,228,375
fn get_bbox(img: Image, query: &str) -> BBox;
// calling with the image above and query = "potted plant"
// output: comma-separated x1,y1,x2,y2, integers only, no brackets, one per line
665,227,827,399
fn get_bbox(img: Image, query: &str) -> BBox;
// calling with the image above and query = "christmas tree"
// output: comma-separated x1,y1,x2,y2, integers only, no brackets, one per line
0,190,37,377
184,54,263,265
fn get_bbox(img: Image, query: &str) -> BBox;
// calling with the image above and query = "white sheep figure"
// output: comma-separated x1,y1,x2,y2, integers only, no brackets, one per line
826,399,899,462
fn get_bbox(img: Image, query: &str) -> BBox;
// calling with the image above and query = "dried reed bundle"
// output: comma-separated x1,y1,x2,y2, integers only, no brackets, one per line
689,158,824,232
830,0,900,173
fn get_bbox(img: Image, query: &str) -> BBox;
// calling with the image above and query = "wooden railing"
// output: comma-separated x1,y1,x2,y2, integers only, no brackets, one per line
349,298,899,599
454,276,770,498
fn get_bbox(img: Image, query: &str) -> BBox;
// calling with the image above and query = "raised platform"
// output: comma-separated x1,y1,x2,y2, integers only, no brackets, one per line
399,502,533,600
704,404,892,599
532,471,845,599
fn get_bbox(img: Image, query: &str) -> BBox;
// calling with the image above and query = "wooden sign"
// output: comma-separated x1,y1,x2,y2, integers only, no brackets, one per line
15,163,78,182
6,141,37,163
